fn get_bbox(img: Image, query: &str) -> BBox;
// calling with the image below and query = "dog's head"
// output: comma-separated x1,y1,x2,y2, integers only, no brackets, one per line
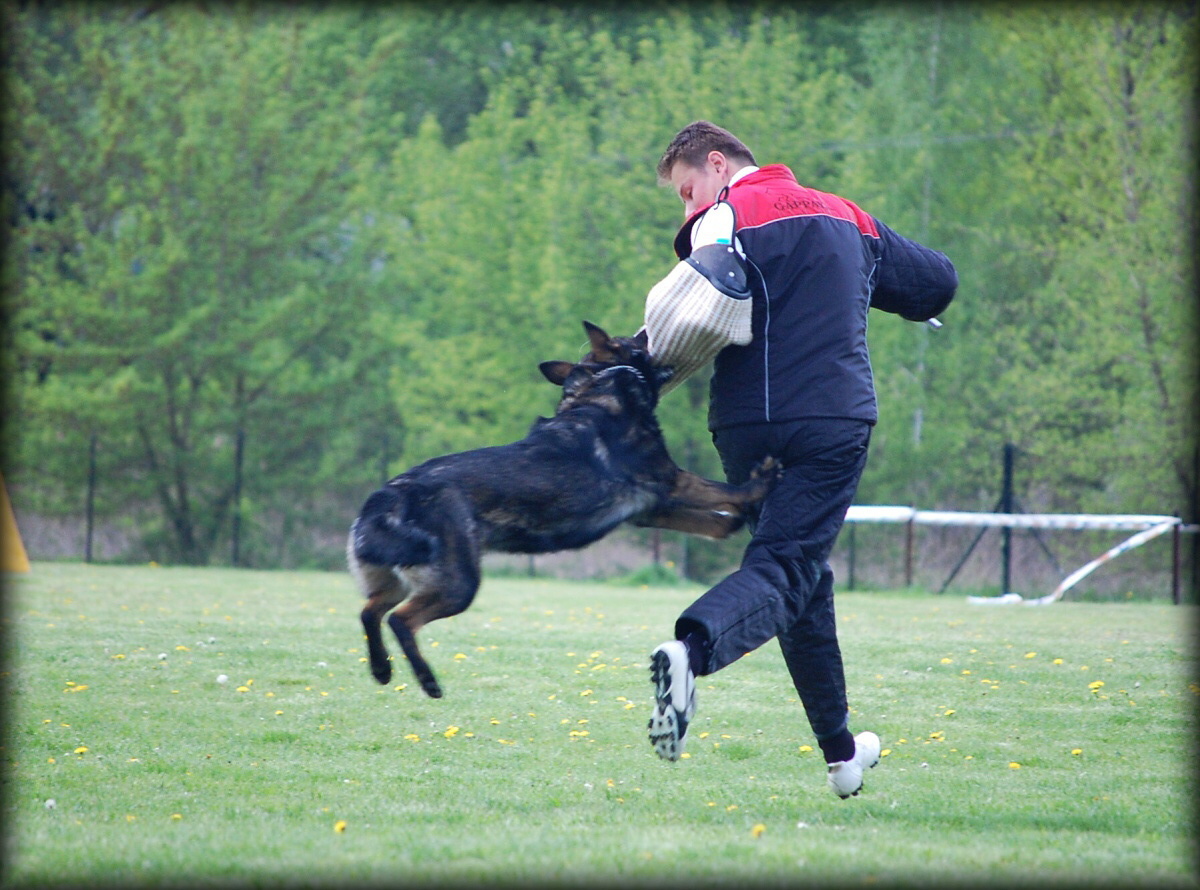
539,321,673,413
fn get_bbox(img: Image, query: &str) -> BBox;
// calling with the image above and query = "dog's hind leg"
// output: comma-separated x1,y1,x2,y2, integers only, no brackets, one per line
387,570,482,698
387,607,442,698
356,564,407,685
386,492,482,698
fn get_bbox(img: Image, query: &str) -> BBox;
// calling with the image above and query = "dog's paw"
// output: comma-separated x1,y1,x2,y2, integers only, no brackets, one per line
370,660,393,685
750,455,783,484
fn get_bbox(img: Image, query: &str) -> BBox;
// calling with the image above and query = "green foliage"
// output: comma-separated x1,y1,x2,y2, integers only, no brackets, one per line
613,561,689,588
5,6,400,563
3,4,1195,567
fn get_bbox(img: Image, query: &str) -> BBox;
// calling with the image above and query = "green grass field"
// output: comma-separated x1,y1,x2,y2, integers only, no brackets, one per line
3,562,1196,888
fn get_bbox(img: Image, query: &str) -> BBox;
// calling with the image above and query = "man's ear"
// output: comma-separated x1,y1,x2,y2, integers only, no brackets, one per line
582,320,614,361
539,360,575,386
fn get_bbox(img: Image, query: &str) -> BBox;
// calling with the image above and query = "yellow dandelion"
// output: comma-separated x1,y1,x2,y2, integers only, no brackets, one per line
453,653,467,661
404,733,420,742
680,752,691,759
881,749,892,757
1071,748,1083,756
1024,652,1036,659
444,726,460,739
112,654,126,660
798,745,813,753
940,658,953,664
236,686,250,693
1009,762,1021,769
171,813,182,821
1088,681,1105,692
751,823,766,839
1053,658,1064,665
74,746,88,755
726,804,739,812
334,820,347,833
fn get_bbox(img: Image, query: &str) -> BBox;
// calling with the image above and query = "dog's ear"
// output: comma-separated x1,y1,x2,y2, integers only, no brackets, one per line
539,360,575,386
582,320,615,361
632,328,650,351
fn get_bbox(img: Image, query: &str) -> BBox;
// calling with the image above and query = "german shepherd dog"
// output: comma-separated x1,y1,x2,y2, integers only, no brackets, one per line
348,321,780,698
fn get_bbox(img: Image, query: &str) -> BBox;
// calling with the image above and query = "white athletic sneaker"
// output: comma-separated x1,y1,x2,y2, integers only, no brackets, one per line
826,731,882,799
647,640,696,761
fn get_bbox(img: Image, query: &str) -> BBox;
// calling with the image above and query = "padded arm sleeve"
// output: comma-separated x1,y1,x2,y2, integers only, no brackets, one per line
869,218,959,321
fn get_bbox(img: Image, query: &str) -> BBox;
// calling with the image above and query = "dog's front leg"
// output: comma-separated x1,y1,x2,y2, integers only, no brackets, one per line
634,504,745,539
673,457,781,515
635,458,782,539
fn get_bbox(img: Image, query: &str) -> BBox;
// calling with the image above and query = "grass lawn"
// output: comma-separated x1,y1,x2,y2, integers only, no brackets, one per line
2,562,1196,888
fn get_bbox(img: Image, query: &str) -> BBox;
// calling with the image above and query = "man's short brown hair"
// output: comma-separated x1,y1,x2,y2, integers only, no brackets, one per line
656,121,757,184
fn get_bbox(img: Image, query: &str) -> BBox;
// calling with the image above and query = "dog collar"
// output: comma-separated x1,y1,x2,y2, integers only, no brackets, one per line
594,364,647,385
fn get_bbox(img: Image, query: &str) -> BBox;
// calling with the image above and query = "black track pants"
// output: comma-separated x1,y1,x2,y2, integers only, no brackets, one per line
676,418,871,740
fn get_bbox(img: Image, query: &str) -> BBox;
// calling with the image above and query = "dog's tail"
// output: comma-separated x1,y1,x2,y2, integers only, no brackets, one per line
352,485,439,567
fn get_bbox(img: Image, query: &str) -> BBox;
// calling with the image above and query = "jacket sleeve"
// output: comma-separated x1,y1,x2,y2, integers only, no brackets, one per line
869,218,958,321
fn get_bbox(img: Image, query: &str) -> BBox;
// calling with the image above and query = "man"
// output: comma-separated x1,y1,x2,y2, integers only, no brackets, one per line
642,121,957,798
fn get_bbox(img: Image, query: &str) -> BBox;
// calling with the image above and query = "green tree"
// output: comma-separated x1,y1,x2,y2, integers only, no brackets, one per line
4,5,394,564
973,5,1196,516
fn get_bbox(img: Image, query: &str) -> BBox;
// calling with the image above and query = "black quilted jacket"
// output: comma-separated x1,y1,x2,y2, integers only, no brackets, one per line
672,164,958,431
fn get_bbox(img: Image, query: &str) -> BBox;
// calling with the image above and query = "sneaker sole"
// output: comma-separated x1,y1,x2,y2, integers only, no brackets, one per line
648,649,683,761
833,750,881,799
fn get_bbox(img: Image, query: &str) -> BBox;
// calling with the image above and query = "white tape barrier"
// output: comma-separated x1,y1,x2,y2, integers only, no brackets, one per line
1016,520,1179,605
846,506,1177,531
843,506,1181,605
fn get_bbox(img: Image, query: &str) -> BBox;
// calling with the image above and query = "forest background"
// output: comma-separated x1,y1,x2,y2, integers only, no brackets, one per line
2,2,1196,588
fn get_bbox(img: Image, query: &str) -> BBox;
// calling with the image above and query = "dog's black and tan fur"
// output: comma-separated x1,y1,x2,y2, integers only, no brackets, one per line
348,322,780,698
